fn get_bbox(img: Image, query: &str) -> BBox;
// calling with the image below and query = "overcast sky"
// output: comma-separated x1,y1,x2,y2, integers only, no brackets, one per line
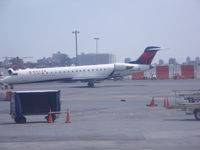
0,0,200,64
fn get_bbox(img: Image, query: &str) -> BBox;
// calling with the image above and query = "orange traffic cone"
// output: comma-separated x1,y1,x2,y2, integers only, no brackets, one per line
65,109,71,123
48,109,54,123
147,97,158,107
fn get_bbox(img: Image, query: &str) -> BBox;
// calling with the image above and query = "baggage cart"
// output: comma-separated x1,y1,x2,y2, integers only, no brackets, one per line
10,90,61,123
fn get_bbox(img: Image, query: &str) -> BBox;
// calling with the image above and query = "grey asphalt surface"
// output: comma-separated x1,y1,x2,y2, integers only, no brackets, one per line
0,79,200,150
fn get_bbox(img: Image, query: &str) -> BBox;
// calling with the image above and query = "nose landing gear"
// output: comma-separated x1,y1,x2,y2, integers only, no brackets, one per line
0,84,14,90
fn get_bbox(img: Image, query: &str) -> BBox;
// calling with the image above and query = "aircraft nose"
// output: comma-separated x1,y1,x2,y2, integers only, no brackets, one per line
0,76,8,84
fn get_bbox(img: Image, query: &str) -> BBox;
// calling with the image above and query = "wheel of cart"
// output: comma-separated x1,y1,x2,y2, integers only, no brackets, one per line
188,97,195,103
14,115,27,123
194,109,200,120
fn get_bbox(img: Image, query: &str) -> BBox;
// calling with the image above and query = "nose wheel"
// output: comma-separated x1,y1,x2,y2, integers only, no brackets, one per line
1,84,14,90
10,85,14,89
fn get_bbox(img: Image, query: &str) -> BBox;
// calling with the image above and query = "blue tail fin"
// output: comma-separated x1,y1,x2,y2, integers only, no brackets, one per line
129,46,160,65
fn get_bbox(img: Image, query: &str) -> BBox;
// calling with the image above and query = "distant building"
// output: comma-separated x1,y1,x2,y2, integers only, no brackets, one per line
158,59,164,65
37,57,53,67
185,56,200,65
2,57,24,68
186,56,191,64
52,51,71,66
0,61,4,67
169,58,177,65
24,62,37,68
124,58,131,63
196,57,200,65
37,51,71,67
76,53,116,65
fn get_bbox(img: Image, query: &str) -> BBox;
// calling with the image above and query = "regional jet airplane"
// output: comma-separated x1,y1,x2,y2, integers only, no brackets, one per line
0,46,160,88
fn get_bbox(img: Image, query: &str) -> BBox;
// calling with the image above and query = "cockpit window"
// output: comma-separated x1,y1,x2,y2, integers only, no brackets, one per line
8,73,18,76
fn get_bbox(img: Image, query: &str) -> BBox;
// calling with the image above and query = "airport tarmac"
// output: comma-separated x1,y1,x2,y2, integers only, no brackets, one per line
0,79,200,150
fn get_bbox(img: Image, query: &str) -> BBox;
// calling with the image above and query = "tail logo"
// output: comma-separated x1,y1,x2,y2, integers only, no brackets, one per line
129,46,160,65
138,51,157,64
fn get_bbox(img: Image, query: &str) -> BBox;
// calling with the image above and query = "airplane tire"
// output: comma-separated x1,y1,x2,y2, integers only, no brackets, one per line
4,85,8,90
88,81,94,88
10,85,14,89
194,109,200,120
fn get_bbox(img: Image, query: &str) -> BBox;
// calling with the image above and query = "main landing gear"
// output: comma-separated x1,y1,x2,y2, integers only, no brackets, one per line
87,81,94,88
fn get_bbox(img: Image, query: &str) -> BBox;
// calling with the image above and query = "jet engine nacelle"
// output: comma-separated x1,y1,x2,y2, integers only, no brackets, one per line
114,64,127,71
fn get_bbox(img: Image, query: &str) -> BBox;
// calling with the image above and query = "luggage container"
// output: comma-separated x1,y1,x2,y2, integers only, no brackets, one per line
10,90,61,123
181,65,194,79
156,66,169,79
132,72,144,80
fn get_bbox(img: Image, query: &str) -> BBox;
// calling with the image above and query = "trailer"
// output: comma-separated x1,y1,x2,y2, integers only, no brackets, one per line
185,104,200,120
174,90,200,103
10,90,61,123
172,90,200,120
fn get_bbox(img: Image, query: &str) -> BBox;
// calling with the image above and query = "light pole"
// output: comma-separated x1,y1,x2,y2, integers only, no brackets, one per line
94,37,100,64
72,30,80,66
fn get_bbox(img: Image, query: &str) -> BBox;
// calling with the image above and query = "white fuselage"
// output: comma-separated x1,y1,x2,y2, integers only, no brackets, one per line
0,63,150,85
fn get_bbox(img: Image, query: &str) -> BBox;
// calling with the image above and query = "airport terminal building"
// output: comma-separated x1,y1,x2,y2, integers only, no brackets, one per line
77,53,116,65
